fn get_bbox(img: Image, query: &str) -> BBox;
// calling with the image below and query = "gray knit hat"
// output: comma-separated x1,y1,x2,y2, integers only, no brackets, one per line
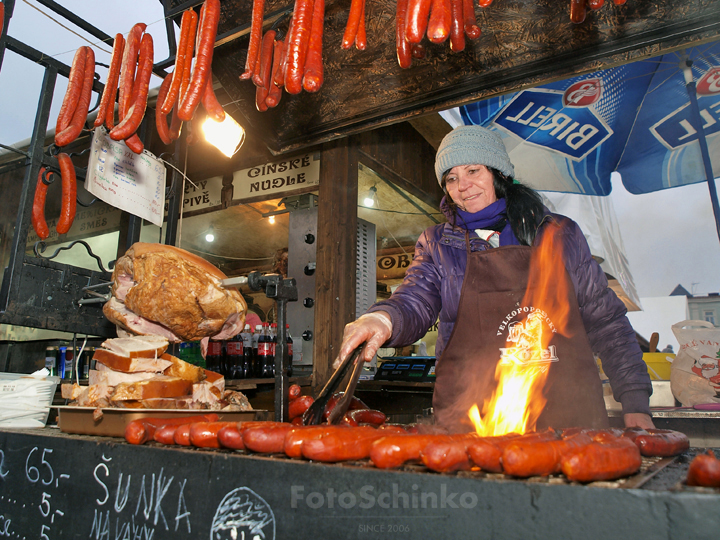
435,125,515,185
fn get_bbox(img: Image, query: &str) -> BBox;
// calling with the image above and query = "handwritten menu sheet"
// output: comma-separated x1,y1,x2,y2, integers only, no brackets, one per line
85,128,166,227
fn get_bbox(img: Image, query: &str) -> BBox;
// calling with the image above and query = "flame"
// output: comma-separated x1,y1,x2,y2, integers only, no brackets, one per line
469,226,572,436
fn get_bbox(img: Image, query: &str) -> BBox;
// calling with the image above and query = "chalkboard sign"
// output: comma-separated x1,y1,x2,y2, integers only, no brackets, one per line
85,128,166,227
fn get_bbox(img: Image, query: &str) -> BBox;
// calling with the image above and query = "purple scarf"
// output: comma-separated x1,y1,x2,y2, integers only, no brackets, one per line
450,198,520,246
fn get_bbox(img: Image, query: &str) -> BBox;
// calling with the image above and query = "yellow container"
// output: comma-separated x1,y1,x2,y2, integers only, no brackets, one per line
642,352,674,380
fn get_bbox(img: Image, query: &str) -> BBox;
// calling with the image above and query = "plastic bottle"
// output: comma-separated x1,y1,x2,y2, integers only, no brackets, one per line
45,346,58,377
253,325,263,378
207,339,225,375
258,323,274,378
240,324,253,379
226,334,244,379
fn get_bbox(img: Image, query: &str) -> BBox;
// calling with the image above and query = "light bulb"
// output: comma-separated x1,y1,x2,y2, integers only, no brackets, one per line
202,114,246,157
363,196,375,207
268,215,276,224
205,231,215,242
363,186,377,207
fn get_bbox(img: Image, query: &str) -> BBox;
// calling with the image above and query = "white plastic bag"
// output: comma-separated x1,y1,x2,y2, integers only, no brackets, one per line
670,320,720,406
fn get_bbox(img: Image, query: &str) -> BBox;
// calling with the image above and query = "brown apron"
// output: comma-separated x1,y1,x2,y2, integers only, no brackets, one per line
433,234,609,432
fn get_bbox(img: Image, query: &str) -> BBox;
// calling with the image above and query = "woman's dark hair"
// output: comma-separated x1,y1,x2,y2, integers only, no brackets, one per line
441,167,544,246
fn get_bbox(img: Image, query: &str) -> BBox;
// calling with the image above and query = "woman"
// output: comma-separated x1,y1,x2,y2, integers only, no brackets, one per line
338,125,654,431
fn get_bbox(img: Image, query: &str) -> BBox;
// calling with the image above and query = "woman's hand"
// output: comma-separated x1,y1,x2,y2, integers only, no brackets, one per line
333,312,393,369
623,413,655,430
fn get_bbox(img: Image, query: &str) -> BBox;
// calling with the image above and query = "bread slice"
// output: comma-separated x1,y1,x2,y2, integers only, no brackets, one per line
93,349,173,373
88,368,157,387
101,336,169,358
110,375,193,401
161,353,206,383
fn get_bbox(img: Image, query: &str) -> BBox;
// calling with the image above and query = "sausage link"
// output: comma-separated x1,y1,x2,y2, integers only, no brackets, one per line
253,30,277,88
55,47,95,147
686,451,720,488
163,9,197,115
289,395,314,420
341,408,386,427
255,84,269,112
155,73,174,145
302,0,324,92
190,421,237,448
56,47,87,135
420,433,485,472
289,383,302,400
153,424,179,445
342,0,363,49
405,0,432,44
462,0,480,38
124,413,219,445
569,0,586,24
178,12,197,108
110,33,154,141
301,426,386,462
354,0,367,50
284,0,314,95
633,429,690,457
587,0,604,9
561,438,642,482
502,433,593,478
168,103,183,141
242,423,294,453
449,0,465,52
218,423,245,449
32,168,50,240
118,23,146,120
124,133,144,154
477,0,493,6
427,0,451,44
201,73,225,122
173,423,193,446
396,0,412,69
55,153,76,234
179,0,221,121
467,430,552,472
241,0,266,80
284,425,347,458
370,434,449,469
95,34,124,128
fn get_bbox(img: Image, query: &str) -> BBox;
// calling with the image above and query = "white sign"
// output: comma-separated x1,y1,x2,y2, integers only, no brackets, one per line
183,176,223,213
232,153,320,200
85,128,167,226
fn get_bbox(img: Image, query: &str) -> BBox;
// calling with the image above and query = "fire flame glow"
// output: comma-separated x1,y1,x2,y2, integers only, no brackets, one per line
469,226,572,436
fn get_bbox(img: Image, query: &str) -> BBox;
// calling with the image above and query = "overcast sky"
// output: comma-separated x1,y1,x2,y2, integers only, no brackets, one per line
2,0,720,303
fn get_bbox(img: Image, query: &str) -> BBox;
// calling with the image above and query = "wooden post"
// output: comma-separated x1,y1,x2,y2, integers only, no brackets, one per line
312,136,358,393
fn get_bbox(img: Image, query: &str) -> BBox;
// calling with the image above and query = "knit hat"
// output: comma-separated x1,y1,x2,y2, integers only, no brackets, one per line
434,125,515,185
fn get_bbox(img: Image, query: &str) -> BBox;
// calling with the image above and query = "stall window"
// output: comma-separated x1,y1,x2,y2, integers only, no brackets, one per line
704,310,716,326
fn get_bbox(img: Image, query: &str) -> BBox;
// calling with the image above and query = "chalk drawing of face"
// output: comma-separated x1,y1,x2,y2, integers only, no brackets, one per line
211,487,275,540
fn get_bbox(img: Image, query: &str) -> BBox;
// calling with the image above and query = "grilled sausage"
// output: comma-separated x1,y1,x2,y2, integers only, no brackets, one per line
253,29,276,88
427,0,451,44
354,0,366,50
405,0,432,43
395,0,412,68
284,0,314,95
420,433,484,472
467,431,550,473
370,434,451,469
301,425,386,462
289,383,302,400
288,395,314,420
218,423,245,449
55,153,77,235
448,0,464,51
190,421,237,448
153,423,180,445
155,73,174,145
118,24,146,120
341,408,386,427
686,451,720,488
32,167,50,240
201,74,225,122
462,0,480,39
569,0,586,24
124,413,219,445
341,0,363,49
502,433,593,478
633,429,690,457
284,425,348,458
124,133,144,154
173,423,193,446
110,33,153,141
561,438,642,482
242,423,294,453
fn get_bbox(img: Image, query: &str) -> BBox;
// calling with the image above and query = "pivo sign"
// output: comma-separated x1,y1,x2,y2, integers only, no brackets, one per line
377,252,414,280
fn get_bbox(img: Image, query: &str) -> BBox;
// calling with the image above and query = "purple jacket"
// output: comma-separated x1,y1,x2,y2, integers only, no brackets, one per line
368,209,652,415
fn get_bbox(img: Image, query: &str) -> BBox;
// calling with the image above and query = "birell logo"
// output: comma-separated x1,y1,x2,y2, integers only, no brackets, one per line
650,67,720,151
494,84,612,161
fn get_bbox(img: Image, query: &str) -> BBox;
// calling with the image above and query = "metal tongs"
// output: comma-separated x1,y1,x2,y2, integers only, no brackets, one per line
302,345,366,425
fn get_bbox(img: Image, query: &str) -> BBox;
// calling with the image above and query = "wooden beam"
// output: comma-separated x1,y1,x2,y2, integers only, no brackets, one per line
312,137,359,393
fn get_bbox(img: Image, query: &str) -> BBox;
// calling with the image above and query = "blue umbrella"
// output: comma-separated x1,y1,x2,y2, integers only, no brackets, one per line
459,41,720,241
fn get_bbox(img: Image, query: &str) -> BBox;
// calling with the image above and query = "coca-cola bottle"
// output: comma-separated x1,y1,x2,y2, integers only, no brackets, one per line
240,324,252,379
286,324,294,378
224,334,243,379
207,339,224,374
258,323,274,378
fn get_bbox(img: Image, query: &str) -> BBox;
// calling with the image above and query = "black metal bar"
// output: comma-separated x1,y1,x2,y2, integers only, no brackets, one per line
684,59,720,246
0,65,57,313
34,0,114,46
275,296,289,422
0,0,14,73
163,140,186,246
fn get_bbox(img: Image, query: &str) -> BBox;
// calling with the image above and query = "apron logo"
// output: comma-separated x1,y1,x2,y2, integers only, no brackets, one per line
497,308,559,369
